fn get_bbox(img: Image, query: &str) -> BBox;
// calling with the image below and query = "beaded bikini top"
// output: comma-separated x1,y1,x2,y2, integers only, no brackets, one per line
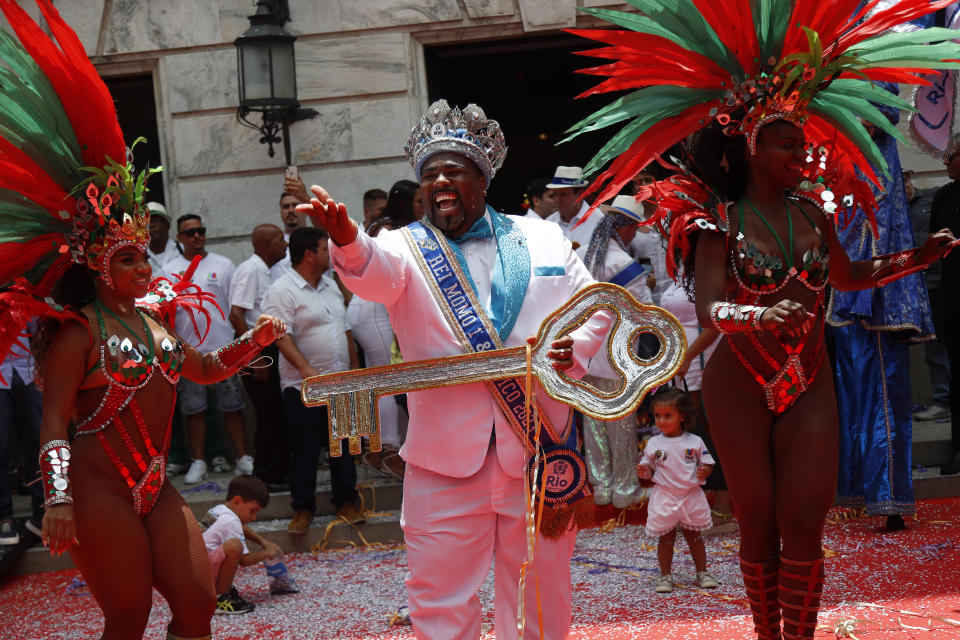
729,196,830,297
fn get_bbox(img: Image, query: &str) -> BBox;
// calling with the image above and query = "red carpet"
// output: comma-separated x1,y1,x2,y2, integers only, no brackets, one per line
1,499,958,639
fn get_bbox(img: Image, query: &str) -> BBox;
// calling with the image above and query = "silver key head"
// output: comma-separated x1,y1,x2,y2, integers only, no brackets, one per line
530,282,686,420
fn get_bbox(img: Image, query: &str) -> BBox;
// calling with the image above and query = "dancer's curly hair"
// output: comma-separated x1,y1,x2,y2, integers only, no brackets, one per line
31,264,97,382
674,109,752,298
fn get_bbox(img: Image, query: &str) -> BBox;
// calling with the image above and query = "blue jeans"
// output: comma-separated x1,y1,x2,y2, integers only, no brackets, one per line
282,387,357,513
0,370,43,520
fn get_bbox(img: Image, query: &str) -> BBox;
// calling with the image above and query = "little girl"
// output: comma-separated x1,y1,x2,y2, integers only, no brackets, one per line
638,387,720,593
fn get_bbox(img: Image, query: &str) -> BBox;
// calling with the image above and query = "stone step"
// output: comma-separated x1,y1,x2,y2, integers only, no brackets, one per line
10,510,406,576
912,419,953,468
172,479,403,523
914,469,960,500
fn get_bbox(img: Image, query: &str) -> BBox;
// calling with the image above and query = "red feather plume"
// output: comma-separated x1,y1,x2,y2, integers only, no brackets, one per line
0,281,84,384
138,256,223,344
0,0,125,167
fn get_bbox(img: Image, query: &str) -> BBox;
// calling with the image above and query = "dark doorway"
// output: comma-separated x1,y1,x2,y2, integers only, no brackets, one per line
103,74,165,205
424,33,614,212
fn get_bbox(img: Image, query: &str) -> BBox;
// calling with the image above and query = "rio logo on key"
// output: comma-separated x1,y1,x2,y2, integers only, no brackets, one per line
545,459,572,490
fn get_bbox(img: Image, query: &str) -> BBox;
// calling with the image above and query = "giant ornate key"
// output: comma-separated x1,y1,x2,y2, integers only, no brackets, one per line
302,283,686,455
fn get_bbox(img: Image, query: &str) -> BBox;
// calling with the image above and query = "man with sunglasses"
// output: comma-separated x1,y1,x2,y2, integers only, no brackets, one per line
165,214,251,483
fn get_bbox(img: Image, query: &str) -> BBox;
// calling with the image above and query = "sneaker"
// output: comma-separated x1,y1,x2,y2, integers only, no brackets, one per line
184,459,208,484
166,461,188,477
696,571,719,588
913,404,950,421
0,520,19,546
211,456,231,474
215,586,255,615
287,509,314,534
269,576,301,595
654,574,673,593
25,514,42,538
235,455,254,476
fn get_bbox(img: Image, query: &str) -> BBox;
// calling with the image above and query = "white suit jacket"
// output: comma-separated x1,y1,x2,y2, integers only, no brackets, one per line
330,215,609,479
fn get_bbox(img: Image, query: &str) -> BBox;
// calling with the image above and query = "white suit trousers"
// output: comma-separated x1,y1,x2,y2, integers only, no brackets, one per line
401,445,576,640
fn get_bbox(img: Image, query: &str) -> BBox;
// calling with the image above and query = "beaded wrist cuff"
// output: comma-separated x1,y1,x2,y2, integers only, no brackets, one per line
212,328,262,371
873,248,927,287
39,440,73,508
709,301,767,334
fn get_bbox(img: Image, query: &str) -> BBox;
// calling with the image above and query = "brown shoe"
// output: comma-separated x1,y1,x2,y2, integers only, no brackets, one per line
335,502,367,525
287,509,314,534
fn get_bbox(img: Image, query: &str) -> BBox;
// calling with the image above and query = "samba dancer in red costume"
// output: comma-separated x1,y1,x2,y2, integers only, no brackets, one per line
0,3,283,638
566,2,958,638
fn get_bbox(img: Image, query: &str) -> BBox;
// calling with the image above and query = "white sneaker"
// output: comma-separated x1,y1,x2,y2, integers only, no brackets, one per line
696,570,719,588
654,574,673,593
235,455,254,476
184,459,208,484
166,461,188,477
913,404,950,421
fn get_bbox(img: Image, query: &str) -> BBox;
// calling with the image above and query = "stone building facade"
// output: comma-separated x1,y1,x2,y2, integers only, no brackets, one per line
3,0,950,263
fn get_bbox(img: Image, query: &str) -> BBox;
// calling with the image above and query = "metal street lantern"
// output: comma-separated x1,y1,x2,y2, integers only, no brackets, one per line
235,0,315,164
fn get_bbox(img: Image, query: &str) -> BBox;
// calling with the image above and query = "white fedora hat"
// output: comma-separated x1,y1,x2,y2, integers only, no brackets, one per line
599,194,645,223
546,166,589,189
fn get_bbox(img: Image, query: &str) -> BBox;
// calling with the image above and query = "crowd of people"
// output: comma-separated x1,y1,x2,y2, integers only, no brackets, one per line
1,1,960,640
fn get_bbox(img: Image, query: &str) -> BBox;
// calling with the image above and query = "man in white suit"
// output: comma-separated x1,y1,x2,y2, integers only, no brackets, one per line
298,100,608,639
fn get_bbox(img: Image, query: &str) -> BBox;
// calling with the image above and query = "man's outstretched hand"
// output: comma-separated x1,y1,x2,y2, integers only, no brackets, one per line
296,185,359,246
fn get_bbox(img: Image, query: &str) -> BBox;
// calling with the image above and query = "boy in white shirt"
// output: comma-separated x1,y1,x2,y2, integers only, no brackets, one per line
201,475,299,615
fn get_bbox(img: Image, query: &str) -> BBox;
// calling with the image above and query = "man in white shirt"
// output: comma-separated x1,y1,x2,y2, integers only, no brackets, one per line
299,100,609,640
262,226,362,534
522,178,556,220
546,166,601,258
0,339,43,545
164,214,251,483
145,202,179,272
229,224,289,489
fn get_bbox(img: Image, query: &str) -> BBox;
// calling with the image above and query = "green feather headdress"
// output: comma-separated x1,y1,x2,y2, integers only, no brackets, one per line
565,0,960,208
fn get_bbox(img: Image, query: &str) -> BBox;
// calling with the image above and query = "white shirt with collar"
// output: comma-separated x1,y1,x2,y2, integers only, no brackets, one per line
329,211,609,479
262,270,351,390
147,238,179,273
163,252,236,351
230,253,273,330
269,231,293,282
547,201,601,260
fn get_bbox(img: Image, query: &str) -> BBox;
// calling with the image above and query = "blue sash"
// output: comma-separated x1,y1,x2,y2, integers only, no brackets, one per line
403,215,590,517
608,261,649,288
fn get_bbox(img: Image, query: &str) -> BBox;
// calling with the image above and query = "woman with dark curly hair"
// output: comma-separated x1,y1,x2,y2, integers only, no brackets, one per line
366,179,423,236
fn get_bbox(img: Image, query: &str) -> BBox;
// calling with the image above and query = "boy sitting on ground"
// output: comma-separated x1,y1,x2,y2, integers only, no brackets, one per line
201,474,300,615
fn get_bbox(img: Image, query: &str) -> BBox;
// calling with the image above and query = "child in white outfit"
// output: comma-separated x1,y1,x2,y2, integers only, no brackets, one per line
638,387,719,593
201,475,300,615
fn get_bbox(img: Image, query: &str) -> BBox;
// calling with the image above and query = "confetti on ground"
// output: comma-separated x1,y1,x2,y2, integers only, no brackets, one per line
1,499,958,639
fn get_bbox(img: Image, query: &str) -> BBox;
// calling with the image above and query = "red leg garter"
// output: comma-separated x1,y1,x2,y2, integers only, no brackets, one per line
779,555,824,640
740,557,782,640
